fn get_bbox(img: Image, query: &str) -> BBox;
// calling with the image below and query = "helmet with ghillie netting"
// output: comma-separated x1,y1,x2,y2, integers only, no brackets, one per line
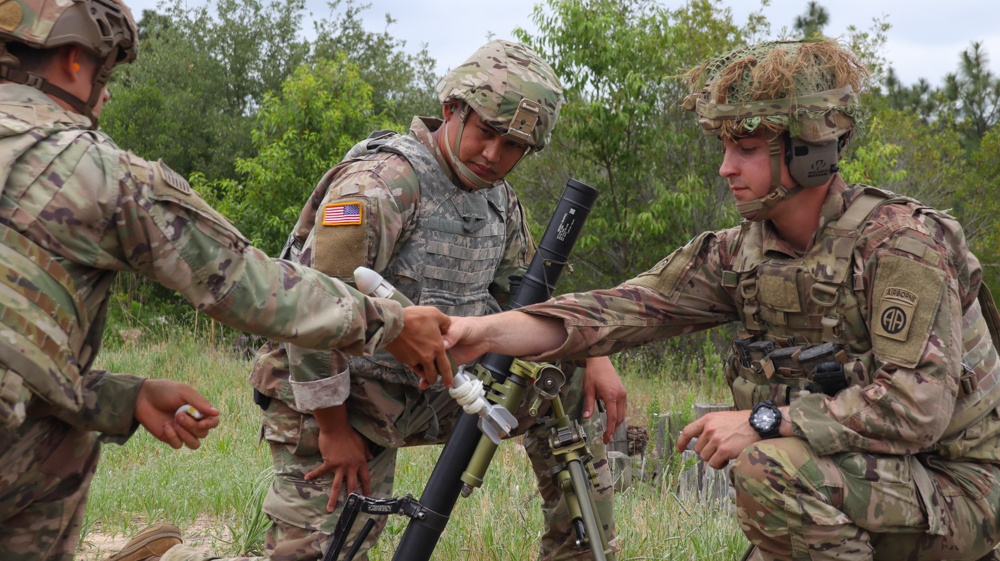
680,39,871,220
0,0,138,128
682,39,869,145
436,39,563,152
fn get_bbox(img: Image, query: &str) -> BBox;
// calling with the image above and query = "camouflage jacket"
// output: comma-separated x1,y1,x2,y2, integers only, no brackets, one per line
522,177,998,460
251,116,533,411
0,84,404,437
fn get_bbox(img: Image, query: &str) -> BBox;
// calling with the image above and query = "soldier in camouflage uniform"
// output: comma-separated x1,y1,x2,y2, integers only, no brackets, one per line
153,40,626,561
0,0,453,559
444,39,1000,561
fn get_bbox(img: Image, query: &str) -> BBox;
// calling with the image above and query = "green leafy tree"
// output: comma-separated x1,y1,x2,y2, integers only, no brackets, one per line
842,101,971,218
883,68,946,124
943,41,1000,148
199,56,397,255
512,0,763,289
967,126,1000,294
793,1,829,38
102,7,240,180
102,0,311,180
312,0,440,124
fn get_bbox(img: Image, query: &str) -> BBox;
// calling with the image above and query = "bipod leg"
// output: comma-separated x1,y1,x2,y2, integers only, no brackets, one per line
547,392,615,561
343,519,377,561
324,493,435,561
568,460,613,561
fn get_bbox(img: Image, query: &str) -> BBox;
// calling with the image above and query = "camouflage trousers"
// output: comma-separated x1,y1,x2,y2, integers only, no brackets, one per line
0,415,101,561
734,437,1000,561
219,366,616,561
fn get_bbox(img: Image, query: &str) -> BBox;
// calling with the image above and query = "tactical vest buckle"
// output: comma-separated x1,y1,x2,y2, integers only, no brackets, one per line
822,315,842,341
810,283,839,307
960,363,979,396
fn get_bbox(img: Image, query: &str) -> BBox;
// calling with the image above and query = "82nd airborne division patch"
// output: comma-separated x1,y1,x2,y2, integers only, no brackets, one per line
875,287,918,342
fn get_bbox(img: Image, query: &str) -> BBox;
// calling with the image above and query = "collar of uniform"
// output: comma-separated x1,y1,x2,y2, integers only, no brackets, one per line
0,83,91,129
758,175,850,259
759,219,801,258
814,175,850,238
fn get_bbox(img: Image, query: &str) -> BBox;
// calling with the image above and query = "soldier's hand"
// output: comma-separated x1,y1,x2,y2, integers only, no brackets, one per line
442,316,492,365
582,357,627,444
134,379,220,450
677,410,758,470
307,406,373,513
386,306,453,389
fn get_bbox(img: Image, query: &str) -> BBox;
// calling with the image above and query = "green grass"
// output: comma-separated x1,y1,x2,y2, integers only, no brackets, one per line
77,328,747,560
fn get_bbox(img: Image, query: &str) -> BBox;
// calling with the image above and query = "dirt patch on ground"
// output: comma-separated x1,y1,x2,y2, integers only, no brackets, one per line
76,516,233,560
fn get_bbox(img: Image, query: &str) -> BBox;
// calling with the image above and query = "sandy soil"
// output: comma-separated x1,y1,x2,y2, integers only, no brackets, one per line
76,516,232,560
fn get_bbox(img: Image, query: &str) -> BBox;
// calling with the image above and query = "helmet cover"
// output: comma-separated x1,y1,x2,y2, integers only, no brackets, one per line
0,0,137,64
681,39,869,147
436,39,562,151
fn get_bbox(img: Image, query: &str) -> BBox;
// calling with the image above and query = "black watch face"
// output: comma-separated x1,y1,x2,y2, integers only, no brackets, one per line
751,405,779,432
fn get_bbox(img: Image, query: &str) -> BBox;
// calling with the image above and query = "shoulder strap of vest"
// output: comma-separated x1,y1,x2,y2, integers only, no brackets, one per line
832,186,892,231
377,135,439,171
364,129,399,149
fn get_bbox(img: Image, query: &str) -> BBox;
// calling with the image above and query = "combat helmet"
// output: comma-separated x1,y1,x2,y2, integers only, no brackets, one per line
0,0,138,128
435,39,563,189
681,38,869,221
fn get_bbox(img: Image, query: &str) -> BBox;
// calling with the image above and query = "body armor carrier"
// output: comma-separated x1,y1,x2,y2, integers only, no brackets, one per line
723,186,1000,460
0,117,94,428
345,133,509,385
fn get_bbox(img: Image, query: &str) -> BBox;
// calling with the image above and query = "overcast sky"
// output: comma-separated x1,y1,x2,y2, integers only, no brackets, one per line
128,0,1000,87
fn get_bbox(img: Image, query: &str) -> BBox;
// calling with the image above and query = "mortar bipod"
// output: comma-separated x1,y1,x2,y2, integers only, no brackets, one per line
323,493,446,561
459,359,615,561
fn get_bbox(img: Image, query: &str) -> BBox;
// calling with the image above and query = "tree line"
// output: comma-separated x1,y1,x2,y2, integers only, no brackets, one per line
102,0,1000,346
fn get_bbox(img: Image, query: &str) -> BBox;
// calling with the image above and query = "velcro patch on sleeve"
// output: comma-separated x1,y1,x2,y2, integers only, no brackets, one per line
322,202,363,226
627,231,714,297
159,160,192,194
871,253,945,368
314,199,368,278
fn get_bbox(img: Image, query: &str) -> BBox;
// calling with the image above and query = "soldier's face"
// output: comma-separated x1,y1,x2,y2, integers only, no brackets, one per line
443,105,527,189
719,133,794,217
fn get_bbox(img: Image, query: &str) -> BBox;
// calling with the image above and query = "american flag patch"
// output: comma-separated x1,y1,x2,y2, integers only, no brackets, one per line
322,202,363,226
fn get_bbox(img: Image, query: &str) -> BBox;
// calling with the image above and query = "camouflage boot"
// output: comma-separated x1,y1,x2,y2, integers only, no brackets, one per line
107,523,183,561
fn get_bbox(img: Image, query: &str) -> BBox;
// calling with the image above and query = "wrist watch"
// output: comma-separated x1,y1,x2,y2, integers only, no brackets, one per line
749,400,782,439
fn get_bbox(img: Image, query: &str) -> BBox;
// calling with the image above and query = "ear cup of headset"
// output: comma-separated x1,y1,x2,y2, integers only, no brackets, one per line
787,136,840,188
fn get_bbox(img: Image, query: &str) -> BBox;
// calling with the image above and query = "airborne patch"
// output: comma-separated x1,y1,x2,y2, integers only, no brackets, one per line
870,253,945,368
874,287,918,342
322,202,363,226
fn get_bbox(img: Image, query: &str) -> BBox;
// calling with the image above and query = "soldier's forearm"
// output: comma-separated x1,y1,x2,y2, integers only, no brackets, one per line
484,311,568,356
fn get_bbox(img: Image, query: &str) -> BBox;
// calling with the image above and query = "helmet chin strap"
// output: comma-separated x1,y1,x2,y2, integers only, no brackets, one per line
443,105,498,190
80,50,119,128
734,132,801,222
442,104,530,190
0,46,119,129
